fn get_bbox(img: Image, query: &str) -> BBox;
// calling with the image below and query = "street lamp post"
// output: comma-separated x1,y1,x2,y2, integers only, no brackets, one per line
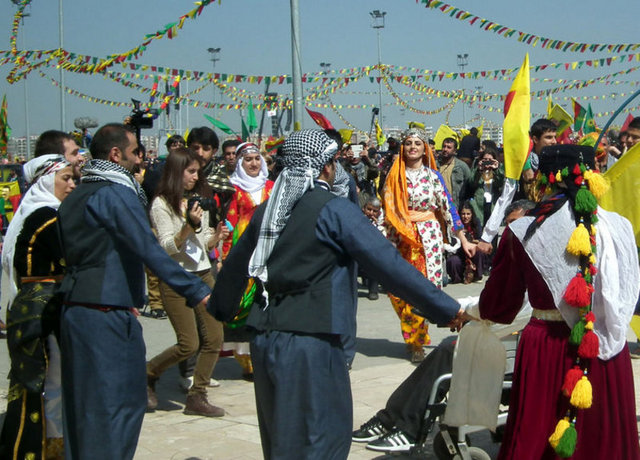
207,47,221,119
10,0,31,157
370,10,386,128
457,53,469,127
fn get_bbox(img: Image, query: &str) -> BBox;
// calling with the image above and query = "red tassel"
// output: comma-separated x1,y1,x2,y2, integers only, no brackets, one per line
574,176,583,186
562,366,584,396
590,265,598,276
549,172,556,184
578,330,599,359
563,274,591,308
573,164,582,175
584,312,596,323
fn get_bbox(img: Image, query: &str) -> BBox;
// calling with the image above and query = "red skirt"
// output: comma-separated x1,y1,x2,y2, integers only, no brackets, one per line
498,318,640,460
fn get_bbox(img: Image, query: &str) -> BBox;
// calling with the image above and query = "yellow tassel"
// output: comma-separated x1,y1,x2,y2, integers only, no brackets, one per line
556,170,563,183
570,376,593,409
549,417,570,448
585,321,594,331
566,223,592,256
590,224,596,236
589,254,596,265
584,170,610,199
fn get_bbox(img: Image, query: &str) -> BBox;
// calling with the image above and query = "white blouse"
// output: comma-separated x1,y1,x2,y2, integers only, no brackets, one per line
150,196,213,273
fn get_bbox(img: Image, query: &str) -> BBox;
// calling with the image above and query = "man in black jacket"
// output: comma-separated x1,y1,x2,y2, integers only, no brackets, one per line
210,130,464,460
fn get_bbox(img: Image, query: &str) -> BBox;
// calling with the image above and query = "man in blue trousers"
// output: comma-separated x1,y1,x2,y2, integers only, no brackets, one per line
210,129,464,459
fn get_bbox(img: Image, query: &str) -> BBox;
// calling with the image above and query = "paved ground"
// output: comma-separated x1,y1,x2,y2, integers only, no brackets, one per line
1,278,639,459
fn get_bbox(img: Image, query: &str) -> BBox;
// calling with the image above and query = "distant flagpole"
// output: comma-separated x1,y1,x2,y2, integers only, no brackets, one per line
290,0,303,131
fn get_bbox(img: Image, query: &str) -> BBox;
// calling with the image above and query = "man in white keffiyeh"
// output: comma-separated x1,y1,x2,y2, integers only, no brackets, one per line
210,129,463,459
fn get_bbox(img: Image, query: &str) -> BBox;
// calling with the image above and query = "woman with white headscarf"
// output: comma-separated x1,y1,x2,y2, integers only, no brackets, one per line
221,142,274,380
0,154,75,459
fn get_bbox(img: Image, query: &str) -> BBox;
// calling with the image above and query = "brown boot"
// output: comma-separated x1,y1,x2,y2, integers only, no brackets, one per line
184,392,224,417
147,377,158,412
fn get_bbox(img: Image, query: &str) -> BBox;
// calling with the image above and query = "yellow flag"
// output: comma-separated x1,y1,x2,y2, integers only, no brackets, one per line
549,103,574,136
433,124,458,150
601,141,640,246
375,120,386,147
503,54,531,180
477,124,484,138
338,129,353,145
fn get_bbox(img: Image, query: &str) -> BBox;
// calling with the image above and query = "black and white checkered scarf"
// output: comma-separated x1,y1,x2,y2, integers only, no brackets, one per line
82,159,148,207
248,130,337,283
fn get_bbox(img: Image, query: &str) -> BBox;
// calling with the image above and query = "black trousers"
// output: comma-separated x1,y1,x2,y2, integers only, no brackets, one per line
251,330,352,460
377,335,456,439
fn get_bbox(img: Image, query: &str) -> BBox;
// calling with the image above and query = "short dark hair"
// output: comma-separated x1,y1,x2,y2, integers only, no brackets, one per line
442,137,458,149
628,117,640,131
165,134,185,150
34,130,75,157
187,127,219,150
323,129,342,147
530,118,557,139
90,123,134,160
469,127,478,136
505,199,535,218
481,139,497,150
221,139,241,152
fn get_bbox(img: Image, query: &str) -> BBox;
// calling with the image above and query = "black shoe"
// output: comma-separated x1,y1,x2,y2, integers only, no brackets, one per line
352,416,388,443
367,292,379,301
149,309,167,319
366,428,416,452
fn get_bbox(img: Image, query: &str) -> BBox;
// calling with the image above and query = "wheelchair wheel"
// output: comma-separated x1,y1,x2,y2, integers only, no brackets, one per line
432,430,471,460
467,447,492,460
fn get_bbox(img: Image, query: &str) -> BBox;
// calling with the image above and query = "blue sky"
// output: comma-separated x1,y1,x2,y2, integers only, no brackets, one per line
0,0,638,139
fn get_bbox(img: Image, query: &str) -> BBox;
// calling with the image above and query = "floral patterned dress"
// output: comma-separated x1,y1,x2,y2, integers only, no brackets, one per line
386,166,461,350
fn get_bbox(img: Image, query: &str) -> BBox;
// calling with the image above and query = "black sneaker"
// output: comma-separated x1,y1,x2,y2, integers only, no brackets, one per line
352,416,388,443
366,428,416,452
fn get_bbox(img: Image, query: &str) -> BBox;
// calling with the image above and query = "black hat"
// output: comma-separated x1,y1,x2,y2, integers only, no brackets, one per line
538,144,595,177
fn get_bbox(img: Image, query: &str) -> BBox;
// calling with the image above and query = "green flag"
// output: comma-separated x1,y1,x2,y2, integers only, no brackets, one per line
247,99,257,133
571,98,586,132
203,114,235,135
241,118,250,141
583,104,597,134
0,95,8,156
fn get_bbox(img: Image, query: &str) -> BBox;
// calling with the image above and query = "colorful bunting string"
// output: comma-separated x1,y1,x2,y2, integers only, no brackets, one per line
419,0,640,53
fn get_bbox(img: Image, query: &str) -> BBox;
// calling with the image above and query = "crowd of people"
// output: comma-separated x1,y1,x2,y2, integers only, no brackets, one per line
0,113,637,459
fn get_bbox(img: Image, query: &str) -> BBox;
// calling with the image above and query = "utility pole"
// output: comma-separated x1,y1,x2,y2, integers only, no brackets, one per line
370,10,386,127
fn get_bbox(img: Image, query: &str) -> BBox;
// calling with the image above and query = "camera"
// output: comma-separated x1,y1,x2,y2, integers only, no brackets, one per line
480,159,494,168
129,99,159,130
187,196,217,213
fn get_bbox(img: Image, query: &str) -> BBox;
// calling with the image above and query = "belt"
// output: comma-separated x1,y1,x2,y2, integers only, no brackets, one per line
408,209,436,223
20,275,64,284
531,308,564,322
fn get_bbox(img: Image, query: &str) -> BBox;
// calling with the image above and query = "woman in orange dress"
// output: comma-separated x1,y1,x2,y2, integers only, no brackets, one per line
222,143,274,378
383,128,475,362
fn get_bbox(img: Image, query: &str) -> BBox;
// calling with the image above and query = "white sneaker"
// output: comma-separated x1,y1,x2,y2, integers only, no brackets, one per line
179,376,221,391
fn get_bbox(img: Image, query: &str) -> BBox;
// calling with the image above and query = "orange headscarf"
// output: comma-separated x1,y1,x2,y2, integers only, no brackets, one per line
383,135,438,250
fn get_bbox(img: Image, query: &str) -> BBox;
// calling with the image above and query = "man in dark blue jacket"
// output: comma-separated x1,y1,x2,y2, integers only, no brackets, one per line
210,130,463,460
57,123,211,460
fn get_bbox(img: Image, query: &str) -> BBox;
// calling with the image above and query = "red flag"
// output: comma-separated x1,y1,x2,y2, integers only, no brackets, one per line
305,108,334,130
621,113,635,132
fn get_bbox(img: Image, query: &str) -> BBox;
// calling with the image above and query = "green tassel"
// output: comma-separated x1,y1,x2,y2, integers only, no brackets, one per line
555,424,578,458
575,187,597,214
580,163,587,174
539,174,548,185
584,272,592,284
569,319,586,346
561,166,569,178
